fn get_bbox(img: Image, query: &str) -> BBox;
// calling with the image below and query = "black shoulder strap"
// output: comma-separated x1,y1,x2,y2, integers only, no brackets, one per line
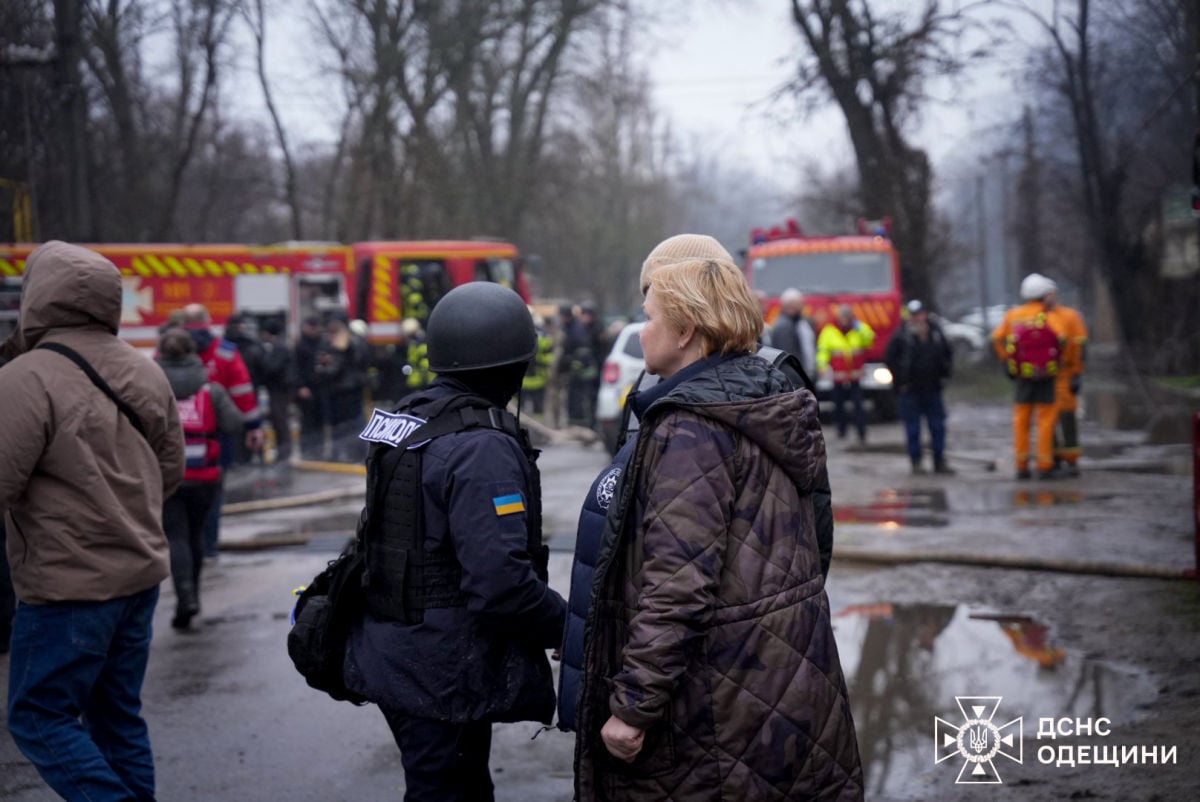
757,344,816,394
36,341,149,439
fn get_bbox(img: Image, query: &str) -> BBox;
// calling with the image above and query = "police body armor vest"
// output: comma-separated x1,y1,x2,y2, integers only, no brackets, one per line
362,393,545,625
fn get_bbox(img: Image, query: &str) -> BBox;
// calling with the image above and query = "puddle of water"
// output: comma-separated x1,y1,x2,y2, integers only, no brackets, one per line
835,489,950,528
831,603,1157,798
840,486,1124,523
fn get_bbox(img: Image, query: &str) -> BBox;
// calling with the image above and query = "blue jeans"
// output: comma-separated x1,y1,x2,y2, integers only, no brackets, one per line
899,387,947,462
7,585,160,801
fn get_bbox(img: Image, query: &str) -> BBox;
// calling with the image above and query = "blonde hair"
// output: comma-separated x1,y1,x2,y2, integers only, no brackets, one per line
646,259,761,356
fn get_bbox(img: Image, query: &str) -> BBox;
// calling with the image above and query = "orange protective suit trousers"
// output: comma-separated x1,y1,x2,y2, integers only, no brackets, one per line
1053,374,1081,465
1013,402,1058,472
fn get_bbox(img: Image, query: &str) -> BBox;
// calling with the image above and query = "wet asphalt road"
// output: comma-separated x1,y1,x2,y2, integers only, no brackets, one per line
0,395,1194,800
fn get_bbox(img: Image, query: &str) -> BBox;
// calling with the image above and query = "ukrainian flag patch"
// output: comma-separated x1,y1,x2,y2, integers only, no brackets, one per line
492,494,526,516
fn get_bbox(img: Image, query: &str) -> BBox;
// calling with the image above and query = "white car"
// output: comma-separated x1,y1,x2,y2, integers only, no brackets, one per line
935,314,989,363
595,321,645,454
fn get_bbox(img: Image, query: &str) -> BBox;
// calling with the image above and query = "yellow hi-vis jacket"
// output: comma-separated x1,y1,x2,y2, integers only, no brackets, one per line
817,321,875,382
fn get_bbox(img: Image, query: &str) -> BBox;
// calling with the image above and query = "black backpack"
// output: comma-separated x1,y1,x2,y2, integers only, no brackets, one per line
287,537,369,704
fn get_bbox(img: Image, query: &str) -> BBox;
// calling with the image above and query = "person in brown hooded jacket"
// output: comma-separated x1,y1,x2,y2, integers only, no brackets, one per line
0,241,185,801
573,255,863,801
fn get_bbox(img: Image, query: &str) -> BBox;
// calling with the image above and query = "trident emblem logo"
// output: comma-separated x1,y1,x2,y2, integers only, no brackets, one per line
934,696,1024,784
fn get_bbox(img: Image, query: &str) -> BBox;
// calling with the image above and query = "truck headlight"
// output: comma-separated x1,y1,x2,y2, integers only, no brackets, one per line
873,367,893,385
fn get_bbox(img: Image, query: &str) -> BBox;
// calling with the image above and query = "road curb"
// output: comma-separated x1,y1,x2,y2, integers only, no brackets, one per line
835,546,1190,580
291,459,367,476
222,485,363,516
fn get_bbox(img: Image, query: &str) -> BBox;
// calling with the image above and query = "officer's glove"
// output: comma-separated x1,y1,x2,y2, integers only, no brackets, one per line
1069,375,1081,395
532,544,551,582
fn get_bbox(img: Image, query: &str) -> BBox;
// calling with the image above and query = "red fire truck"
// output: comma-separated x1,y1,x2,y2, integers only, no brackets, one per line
744,218,901,418
349,240,529,344
0,239,530,348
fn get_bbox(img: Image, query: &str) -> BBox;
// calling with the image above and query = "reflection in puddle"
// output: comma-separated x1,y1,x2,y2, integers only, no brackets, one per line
835,489,949,528
1013,490,1085,507
832,603,1156,798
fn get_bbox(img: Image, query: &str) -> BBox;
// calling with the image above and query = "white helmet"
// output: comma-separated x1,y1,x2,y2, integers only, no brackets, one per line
1020,273,1057,301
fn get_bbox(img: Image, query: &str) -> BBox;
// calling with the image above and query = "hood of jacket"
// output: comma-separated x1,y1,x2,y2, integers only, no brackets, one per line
157,353,209,399
19,241,122,349
645,352,823,494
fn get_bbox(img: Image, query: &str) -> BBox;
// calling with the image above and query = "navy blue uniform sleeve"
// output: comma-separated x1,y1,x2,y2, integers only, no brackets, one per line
436,431,566,647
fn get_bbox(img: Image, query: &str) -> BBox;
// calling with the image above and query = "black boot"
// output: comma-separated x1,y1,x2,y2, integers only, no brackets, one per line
933,457,955,475
172,582,200,630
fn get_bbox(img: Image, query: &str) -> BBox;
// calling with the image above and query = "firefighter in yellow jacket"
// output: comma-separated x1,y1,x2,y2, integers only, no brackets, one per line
522,312,554,416
991,274,1066,479
817,303,875,443
1047,299,1088,476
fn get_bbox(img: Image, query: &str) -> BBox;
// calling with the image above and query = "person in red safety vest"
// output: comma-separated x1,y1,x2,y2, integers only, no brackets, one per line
181,303,265,558
155,328,244,629
817,303,876,443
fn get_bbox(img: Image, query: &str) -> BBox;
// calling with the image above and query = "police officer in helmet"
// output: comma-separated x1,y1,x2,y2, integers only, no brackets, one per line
344,282,567,802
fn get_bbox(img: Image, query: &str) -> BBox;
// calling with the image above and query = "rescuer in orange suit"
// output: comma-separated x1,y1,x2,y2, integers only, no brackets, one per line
1046,296,1088,477
991,274,1065,479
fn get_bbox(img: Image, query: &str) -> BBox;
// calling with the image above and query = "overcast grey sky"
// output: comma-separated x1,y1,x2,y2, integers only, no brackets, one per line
197,0,1023,208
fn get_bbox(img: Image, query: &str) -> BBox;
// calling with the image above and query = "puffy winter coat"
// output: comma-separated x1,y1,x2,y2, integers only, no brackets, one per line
574,352,863,801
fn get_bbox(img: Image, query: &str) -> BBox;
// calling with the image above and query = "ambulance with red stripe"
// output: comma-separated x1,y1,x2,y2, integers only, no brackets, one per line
0,240,530,348
743,218,902,418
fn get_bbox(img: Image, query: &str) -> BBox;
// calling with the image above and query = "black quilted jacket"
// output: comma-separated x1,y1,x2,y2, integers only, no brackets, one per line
574,354,864,801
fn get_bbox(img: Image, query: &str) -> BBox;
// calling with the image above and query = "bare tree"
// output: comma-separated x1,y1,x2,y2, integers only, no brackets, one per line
155,0,236,239
524,2,677,311
786,0,990,303
1004,0,1195,365
241,0,303,238
451,0,608,236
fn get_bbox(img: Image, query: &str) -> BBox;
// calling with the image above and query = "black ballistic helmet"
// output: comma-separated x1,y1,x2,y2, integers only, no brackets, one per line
427,282,537,373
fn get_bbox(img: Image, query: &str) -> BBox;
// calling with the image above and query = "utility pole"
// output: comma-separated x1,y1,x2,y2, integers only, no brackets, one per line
976,174,989,330
53,0,92,240
996,152,1013,303
1017,107,1042,282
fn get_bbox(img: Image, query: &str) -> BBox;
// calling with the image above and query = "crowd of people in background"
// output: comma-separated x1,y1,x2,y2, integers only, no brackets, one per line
0,236,1094,801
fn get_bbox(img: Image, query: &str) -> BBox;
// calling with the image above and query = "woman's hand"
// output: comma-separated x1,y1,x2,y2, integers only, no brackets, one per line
601,716,644,762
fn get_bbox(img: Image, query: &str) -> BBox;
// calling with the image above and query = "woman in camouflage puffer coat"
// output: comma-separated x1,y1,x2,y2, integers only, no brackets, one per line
573,257,864,801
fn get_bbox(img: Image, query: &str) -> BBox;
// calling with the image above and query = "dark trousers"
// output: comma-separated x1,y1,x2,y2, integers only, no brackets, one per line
383,712,495,802
202,475,225,558
567,376,593,428
267,389,292,462
899,387,947,463
831,381,867,441
524,387,546,415
163,482,220,618
7,585,159,801
298,397,325,460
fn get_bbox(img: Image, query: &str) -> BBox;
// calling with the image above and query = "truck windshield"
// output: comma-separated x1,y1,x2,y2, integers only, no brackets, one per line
751,251,893,295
